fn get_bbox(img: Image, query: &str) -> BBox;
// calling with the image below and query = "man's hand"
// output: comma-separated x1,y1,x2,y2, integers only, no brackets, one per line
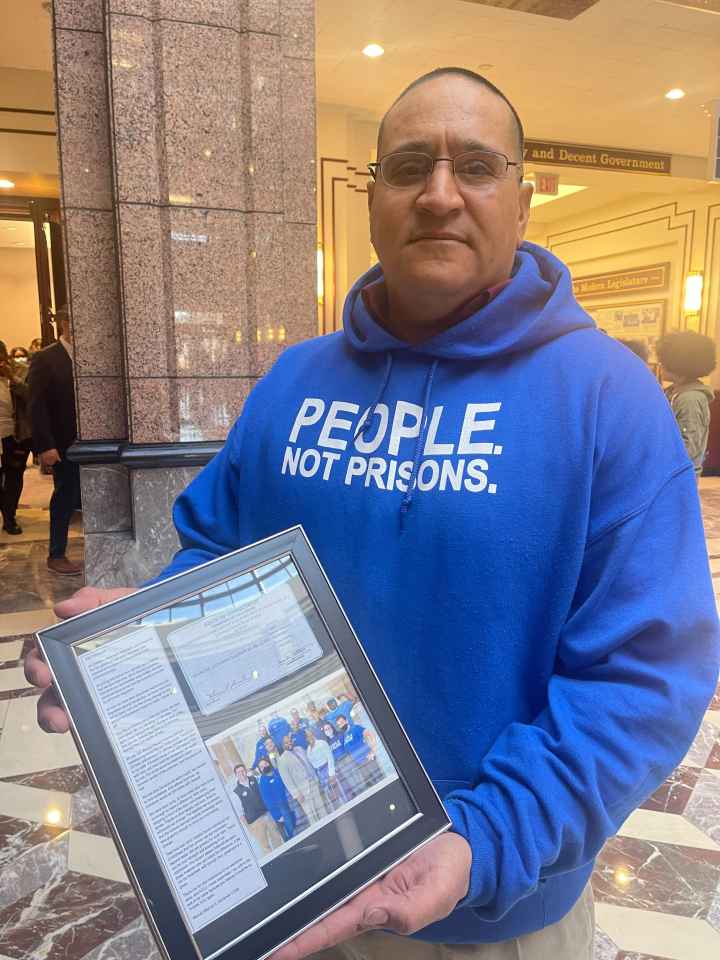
270,833,471,959
24,586,136,733
39,448,61,468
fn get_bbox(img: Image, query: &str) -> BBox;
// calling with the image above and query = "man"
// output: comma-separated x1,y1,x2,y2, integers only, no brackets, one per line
268,713,292,751
334,714,382,792
324,697,343,727
232,762,283,855
256,757,297,841
290,715,309,750
0,341,32,535
27,68,719,960
657,331,716,477
251,721,271,769
277,733,325,824
262,735,280,770
28,306,81,575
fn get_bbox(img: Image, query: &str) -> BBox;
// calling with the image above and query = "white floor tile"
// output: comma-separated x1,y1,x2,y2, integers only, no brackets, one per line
0,695,79,776
707,537,720,557
705,710,720,729
67,830,127,884
618,807,720,851
0,609,56,639
0,780,71,827
595,903,720,959
0,667,31,694
0,641,23,662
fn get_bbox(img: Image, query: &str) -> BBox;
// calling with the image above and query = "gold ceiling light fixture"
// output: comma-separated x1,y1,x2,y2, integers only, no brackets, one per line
362,44,385,58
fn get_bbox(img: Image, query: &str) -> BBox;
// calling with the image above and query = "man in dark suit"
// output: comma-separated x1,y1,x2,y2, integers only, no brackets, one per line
28,306,82,575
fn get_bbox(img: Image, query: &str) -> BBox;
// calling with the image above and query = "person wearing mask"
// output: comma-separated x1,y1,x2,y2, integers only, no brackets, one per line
232,762,283,855
27,306,81,575
657,331,716,478
28,68,719,960
277,734,324,824
256,757,296,841
0,342,32,535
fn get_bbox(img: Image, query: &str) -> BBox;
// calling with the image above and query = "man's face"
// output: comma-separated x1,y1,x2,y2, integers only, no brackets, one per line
59,313,72,341
258,761,271,775
283,735,293,751
264,737,275,754
368,76,532,324
336,717,348,732
236,767,247,782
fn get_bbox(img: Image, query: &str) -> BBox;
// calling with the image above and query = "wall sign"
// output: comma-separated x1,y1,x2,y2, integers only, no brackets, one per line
535,172,559,195
587,300,667,364
524,140,672,175
573,263,670,299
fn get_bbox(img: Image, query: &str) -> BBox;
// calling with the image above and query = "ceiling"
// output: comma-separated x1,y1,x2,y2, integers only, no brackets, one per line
316,0,720,158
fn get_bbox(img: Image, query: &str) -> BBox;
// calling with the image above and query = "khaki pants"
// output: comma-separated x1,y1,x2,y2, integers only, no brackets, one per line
246,813,283,854
312,884,594,960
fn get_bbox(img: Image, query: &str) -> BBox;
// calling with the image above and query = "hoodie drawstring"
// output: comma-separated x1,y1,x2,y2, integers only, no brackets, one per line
355,352,394,440
400,359,438,528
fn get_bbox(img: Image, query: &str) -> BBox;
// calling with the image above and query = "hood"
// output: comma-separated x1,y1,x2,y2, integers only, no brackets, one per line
670,381,715,402
343,240,595,359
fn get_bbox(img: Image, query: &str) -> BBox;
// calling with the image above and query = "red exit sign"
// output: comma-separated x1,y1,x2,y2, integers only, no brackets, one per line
535,172,559,195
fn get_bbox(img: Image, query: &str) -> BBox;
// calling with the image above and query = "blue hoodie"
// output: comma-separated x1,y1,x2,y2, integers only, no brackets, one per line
155,243,719,943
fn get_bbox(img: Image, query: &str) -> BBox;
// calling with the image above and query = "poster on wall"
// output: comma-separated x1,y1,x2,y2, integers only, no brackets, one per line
587,300,667,364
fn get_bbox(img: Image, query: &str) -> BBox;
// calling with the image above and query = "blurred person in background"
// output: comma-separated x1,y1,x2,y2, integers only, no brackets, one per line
28,306,82,575
0,341,32,535
617,338,649,364
657,331,716,478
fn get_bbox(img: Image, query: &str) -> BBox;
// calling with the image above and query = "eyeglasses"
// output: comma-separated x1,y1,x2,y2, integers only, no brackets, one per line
368,150,523,189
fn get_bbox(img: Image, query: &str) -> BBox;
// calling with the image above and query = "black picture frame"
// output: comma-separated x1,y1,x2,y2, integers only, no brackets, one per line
37,526,449,960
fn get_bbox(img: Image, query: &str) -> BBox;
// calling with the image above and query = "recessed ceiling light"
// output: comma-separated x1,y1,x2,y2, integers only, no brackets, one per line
362,43,384,58
665,88,686,100
0,179,15,189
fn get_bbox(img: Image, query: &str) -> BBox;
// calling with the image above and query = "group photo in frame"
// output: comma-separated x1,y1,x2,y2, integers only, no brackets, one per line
36,527,449,960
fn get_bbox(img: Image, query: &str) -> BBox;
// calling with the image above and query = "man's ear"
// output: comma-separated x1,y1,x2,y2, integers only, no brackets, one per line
516,179,533,247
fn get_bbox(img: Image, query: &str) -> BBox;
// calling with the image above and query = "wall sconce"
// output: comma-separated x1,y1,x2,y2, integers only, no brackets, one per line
683,272,703,314
316,243,324,306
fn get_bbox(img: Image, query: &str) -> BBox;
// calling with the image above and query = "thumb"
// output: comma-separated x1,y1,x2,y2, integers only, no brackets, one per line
362,906,390,927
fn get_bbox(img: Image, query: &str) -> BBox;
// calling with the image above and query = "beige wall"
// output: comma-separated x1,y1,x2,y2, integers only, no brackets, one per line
317,105,377,333
530,188,720,380
0,247,40,352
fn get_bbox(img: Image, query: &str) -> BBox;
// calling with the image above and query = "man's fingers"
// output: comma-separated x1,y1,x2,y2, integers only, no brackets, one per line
37,687,70,734
24,645,52,688
54,586,135,620
271,882,410,960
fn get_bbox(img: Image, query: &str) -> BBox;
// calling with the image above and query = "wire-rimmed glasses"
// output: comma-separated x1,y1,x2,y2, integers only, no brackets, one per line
368,150,523,189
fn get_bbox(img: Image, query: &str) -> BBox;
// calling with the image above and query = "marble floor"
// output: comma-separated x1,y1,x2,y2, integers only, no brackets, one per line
0,484,718,959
